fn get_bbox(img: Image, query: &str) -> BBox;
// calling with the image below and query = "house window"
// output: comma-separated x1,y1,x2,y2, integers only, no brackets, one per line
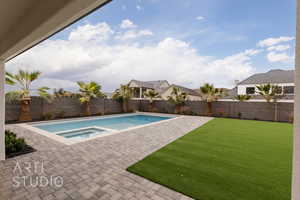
246,87,255,95
283,86,294,94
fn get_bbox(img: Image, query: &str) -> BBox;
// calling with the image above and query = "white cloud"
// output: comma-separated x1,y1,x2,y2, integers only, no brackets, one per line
267,45,290,52
7,22,260,92
120,19,137,29
68,22,113,42
196,16,205,21
137,5,142,11
115,29,153,40
257,36,294,47
267,51,293,63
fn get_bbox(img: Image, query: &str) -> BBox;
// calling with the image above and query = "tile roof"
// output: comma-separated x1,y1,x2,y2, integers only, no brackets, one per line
238,69,294,85
170,84,201,96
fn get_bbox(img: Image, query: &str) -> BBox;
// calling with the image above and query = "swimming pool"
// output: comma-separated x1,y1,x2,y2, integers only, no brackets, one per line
30,114,174,143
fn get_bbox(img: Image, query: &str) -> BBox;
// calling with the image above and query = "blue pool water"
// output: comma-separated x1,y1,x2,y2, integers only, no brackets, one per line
34,115,172,137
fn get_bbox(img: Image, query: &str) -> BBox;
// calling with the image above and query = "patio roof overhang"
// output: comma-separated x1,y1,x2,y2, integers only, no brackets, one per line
0,0,111,61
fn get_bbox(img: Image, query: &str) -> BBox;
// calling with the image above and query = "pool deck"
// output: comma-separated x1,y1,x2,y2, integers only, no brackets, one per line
0,113,212,200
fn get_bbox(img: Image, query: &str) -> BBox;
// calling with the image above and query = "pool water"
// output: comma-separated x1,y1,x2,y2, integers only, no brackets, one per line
33,114,172,140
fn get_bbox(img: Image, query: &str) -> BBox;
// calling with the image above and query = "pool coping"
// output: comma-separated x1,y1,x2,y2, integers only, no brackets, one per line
18,112,183,145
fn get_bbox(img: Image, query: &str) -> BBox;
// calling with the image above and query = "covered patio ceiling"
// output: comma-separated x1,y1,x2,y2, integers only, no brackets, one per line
0,0,111,61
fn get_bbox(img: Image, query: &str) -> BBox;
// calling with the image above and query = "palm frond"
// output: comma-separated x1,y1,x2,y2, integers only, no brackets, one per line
38,87,54,103
167,87,187,106
144,89,159,103
235,95,251,102
256,84,282,102
200,83,224,102
77,81,104,104
5,91,23,103
5,72,16,85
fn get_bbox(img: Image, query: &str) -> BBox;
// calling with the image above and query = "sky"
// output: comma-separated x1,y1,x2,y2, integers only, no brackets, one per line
6,0,296,92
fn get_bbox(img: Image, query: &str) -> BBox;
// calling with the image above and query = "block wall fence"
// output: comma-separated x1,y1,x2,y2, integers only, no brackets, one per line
5,97,294,123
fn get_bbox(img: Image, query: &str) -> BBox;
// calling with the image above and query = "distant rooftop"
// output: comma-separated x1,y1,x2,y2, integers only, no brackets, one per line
238,69,294,85
170,84,200,96
129,80,169,89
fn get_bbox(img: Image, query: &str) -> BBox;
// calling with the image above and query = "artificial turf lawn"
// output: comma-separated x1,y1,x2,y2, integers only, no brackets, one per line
127,118,293,200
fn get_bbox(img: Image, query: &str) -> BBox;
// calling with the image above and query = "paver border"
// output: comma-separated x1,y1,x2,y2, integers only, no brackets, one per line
18,112,183,145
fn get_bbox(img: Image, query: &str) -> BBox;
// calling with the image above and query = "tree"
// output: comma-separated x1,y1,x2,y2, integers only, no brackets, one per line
112,84,133,112
256,83,283,121
235,95,251,102
77,81,104,116
200,83,224,116
144,89,160,112
5,70,52,121
256,84,282,103
53,88,74,98
167,87,188,114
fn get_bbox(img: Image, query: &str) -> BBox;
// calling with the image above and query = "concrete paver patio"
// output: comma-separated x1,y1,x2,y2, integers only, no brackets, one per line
0,114,212,200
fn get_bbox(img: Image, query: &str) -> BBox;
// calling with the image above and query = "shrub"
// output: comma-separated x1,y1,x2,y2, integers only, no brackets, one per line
5,130,26,154
191,111,198,116
238,112,242,119
56,111,66,118
43,112,55,120
96,112,104,116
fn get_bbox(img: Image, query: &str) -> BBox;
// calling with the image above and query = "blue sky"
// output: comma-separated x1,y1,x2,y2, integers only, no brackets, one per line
8,0,296,91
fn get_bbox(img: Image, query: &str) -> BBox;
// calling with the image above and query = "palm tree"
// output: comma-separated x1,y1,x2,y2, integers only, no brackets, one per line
77,81,104,116
256,84,282,103
167,87,188,114
144,89,160,112
112,84,133,113
256,83,283,121
53,88,74,98
5,70,52,121
200,83,224,116
235,95,251,102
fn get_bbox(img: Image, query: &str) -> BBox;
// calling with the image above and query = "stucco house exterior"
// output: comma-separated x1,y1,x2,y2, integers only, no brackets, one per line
237,69,294,97
161,84,202,101
128,80,201,100
128,80,170,99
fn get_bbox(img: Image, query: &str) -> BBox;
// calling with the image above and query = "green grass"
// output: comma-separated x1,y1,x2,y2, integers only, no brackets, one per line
127,118,293,200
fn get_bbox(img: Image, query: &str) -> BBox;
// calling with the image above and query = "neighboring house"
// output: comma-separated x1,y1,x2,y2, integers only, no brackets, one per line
128,80,201,101
237,69,294,97
128,80,170,99
222,69,294,101
161,84,202,101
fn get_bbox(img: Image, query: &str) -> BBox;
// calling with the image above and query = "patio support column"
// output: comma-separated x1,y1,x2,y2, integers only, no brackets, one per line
292,0,300,199
140,87,142,99
0,59,5,161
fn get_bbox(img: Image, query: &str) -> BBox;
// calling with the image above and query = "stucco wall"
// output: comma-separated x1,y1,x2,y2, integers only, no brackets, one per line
237,83,295,95
5,97,122,122
5,98,293,123
139,100,293,122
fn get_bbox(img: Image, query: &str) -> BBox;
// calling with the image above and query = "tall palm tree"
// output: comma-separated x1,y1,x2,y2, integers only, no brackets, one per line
5,70,52,121
235,95,251,102
256,83,283,121
200,83,224,116
112,84,133,113
77,81,104,116
144,89,160,112
167,87,188,114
